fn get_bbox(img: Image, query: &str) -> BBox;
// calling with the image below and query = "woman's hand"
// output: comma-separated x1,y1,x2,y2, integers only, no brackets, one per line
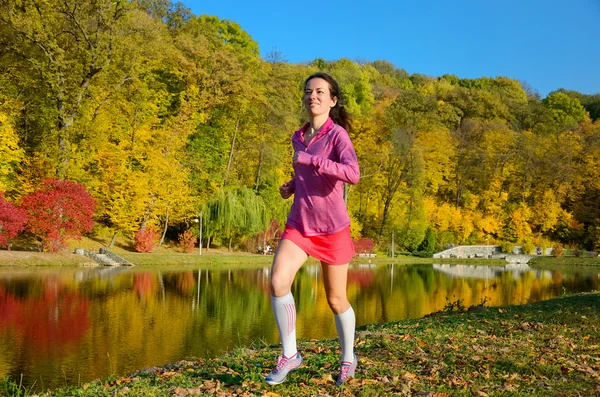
292,151,300,164
279,182,293,199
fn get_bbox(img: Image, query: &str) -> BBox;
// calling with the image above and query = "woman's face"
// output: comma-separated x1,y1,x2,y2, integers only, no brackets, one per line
304,77,337,118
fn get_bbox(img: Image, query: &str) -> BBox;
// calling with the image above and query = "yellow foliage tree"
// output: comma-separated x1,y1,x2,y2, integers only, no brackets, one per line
0,109,24,193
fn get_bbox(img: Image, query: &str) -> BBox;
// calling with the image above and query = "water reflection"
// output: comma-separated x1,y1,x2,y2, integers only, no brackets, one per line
432,263,544,279
0,263,597,391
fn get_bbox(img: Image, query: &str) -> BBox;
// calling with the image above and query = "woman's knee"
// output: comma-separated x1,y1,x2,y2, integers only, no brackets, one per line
269,272,292,296
326,295,349,314
269,240,307,296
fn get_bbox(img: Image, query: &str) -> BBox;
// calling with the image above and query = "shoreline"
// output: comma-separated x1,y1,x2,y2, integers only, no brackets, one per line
7,292,598,396
2,249,600,267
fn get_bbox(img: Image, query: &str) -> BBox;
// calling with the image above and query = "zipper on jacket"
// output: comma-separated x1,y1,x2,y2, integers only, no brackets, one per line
305,130,325,150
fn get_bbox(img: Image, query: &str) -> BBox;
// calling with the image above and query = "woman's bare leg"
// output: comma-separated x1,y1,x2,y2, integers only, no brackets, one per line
269,239,308,357
321,261,355,364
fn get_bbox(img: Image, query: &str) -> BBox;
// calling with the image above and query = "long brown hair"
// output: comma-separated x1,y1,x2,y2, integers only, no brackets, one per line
304,72,352,131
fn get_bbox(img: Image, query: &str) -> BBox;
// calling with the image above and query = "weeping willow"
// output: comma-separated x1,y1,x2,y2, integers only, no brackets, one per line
203,187,270,250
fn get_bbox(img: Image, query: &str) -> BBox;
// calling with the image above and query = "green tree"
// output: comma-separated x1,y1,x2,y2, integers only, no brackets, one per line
542,92,587,126
418,227,436,253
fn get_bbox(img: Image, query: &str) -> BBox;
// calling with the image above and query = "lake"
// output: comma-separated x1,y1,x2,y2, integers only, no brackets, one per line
0,262,598,391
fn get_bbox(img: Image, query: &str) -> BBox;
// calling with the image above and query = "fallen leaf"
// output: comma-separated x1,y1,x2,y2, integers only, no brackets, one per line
174,387,188,396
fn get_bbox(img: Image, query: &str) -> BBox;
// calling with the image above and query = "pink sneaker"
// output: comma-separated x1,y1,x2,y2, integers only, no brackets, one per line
265,352,303,385
336,355,357,386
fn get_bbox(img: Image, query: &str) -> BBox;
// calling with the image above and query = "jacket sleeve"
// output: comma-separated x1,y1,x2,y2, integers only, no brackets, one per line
296,131,360,184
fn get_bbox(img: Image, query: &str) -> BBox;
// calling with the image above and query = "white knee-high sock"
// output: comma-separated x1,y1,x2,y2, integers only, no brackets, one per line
271,292,297,358
335,306,355,363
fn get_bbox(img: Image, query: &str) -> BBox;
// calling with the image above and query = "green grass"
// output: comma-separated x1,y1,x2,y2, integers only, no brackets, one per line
529,255,600,267
0,251,93,267
7,249,600,268
4,293,598,396
121,253,513,267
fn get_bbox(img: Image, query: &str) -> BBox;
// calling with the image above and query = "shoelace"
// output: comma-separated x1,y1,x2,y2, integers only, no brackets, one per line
274,355,290,372
338,365,350,381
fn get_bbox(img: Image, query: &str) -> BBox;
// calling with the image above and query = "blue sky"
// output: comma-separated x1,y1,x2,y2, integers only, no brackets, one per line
180,0,600,97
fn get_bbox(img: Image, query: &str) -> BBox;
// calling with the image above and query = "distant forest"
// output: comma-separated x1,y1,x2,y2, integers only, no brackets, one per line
1,0,600,252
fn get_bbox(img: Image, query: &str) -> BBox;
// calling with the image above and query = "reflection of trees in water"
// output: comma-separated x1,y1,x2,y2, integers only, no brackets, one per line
0,281,90,353
1,264,598,391
133,272,157,298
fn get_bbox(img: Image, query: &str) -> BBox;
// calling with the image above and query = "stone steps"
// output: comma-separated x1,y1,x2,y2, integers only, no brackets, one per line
74,248,134,266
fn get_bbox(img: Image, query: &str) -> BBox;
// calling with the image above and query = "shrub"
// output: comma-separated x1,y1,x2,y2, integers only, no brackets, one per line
353,237,376,254
552,244,564,257
178,230,197,253
135,227,159,253
0,193,27,248
521,239,535,255
411,250,433,258
20,179,96,252
499,241,513,254
443,296,465,312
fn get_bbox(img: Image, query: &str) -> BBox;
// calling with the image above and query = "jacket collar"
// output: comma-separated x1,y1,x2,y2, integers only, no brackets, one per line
295,117,334,141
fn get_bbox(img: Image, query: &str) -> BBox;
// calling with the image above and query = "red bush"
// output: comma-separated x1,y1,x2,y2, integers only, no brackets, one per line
0,193,27,248
135,227,159,253
20,179,96,252
178,230,197,253
353,237,376,254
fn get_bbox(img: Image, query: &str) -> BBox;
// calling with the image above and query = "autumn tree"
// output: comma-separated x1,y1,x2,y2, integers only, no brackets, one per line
0,193,27,248
0,105,24,193
0,0,131,177
542,92,588,127
21,179,96,251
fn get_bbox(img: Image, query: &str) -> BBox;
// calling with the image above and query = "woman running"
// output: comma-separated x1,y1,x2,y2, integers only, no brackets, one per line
265,72,360,387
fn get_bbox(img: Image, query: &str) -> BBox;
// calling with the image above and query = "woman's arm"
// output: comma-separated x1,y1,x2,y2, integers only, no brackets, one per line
295,132,360,184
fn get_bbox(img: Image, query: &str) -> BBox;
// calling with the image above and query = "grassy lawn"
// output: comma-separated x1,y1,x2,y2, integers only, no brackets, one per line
4,248,600,267
3,234,599,267
0,251,94,266
0,250,519,267
4,292,597,396
529,255,600,267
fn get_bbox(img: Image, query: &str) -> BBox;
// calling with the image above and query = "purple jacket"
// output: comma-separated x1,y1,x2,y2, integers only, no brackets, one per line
286,118,360,236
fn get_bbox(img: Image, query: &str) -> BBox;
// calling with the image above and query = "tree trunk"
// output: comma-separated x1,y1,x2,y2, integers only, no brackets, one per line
139,195,156,231
159,200,169,246
108,231,118,248
206,236,211,252
198,211,203,256
344,183,349,204
225,117,240,185
379,195,393,240
255,142,264,191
